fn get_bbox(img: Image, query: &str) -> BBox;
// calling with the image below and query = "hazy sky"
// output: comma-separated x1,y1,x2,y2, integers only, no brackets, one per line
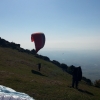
0,0,100,52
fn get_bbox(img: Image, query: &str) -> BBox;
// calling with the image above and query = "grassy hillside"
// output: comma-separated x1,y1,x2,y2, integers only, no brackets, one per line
0,47,100,100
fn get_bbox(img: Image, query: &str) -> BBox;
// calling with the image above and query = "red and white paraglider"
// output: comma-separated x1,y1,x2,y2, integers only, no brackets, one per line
31,32,45,53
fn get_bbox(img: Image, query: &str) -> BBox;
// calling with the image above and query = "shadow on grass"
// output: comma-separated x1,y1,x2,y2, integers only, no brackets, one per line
31,70,47,77
78,89,94,96
68,86,94,96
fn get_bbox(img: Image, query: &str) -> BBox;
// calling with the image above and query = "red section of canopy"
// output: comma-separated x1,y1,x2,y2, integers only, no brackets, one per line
31,32,45,53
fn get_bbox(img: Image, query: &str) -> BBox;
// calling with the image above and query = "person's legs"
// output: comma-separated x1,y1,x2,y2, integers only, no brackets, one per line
75,80,79,89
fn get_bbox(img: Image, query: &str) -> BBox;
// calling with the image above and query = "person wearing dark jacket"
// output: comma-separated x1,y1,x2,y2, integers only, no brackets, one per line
72,66,82,89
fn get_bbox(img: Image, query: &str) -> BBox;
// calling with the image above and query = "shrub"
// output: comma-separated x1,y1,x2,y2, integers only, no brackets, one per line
67,65,75,75
82,76,92,85
94,79,100,88
60,63,68,72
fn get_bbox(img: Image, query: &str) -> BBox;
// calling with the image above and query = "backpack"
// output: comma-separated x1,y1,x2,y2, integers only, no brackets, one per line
78,67,82,81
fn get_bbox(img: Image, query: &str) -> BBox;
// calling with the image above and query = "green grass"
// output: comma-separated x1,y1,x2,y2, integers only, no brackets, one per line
0,47,100,100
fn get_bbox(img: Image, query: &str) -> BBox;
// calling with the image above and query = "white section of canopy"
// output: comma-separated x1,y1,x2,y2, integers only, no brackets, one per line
0,85,35,100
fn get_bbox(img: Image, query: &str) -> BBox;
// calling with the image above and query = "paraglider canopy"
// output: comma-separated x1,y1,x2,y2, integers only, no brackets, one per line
31,32,45,53
0,85,34,100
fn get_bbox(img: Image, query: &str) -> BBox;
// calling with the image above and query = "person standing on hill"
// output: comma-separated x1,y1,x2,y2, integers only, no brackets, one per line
72,66,82,89
38,63,41,71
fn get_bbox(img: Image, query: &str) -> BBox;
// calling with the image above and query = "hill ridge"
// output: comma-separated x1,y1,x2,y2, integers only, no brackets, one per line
0,37,93,84
0,37,100,100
